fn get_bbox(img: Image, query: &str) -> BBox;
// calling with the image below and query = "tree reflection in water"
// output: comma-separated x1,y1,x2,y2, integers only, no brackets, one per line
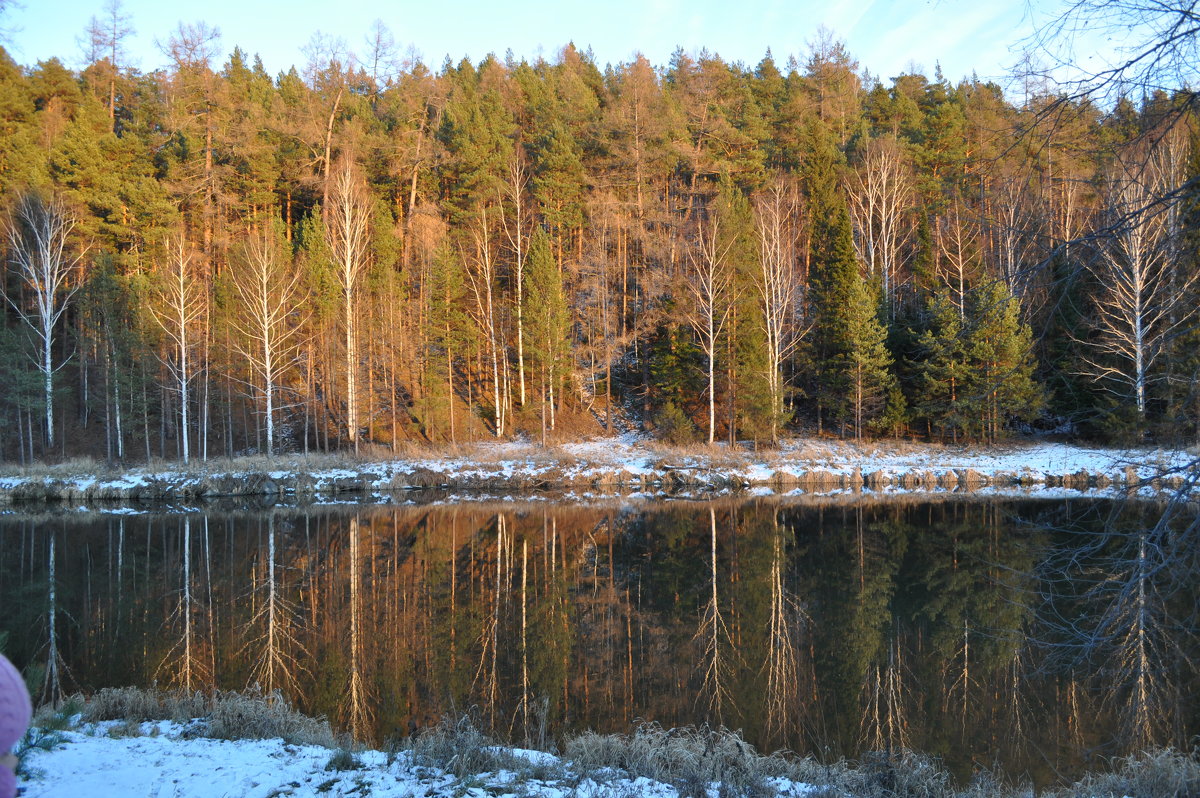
1,494,1195,784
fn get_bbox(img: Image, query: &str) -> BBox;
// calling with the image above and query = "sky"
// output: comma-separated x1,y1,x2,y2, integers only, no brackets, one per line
3,0,1115,91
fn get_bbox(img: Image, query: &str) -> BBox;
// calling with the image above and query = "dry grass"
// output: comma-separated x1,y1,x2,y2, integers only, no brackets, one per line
564,722,789,798
776,749,1034,798
1048,749,1200,798
0,455,113,479
27,694,1200,796
399,712,558,780
78,687,337,748
638,440,752,465
0,451,359,480
826,750,956,798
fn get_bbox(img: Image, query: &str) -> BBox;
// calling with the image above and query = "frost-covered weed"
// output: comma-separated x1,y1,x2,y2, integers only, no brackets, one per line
1049,749,1200,798
78,686,336,748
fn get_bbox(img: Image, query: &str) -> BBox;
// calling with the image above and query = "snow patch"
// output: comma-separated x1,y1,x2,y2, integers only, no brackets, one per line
19,722,818,798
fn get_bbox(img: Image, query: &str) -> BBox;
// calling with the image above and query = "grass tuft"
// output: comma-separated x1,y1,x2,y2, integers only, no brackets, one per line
324,748,362,771
24,691,1200,798
564,721,785,798
400,713,526,778
78,687,336,748
1050,748,1200,798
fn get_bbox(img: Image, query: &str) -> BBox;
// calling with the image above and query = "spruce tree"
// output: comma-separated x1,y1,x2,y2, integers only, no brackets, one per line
805,120,902,438
842,275,907,439
802,119,847,431
649,321,703,443
912,291,970,441
964,280,1042,442
913,282,1041,442
423,245,471,442
719,182,780,445
524,228,570,437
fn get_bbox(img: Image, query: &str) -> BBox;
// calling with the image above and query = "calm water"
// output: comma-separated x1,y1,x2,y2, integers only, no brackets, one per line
1,494,1196,784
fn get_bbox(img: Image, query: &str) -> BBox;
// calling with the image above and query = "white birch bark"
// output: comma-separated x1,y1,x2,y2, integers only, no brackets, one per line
4,193,85,452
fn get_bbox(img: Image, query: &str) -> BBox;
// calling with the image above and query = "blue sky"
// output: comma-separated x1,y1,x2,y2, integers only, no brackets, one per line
5,0,1111,90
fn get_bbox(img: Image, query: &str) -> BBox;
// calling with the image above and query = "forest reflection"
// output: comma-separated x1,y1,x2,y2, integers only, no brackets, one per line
1,495,1196,783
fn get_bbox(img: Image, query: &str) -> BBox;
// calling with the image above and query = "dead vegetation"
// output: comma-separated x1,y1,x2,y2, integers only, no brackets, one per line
565,721,791,797
77,686,338,748
398,712,553,779
1047,748,1200,798
30,690,1200,797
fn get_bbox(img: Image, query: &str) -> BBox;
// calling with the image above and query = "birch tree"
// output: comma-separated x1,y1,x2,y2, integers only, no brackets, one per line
936,198,979,320
465,208,504,436
694,506,736,723
685,218,733,444
157,515,211,692
502,151,533,407
846,136,913,311
762,521,803,743
230,225,307,458
41,532,65,704
149,234,204,464
1036,504,1197,752
344,513,373,738
753,179,803,443
325,160,372,453
1080,147,1198,427
4,191,85,451
989,171,1043,304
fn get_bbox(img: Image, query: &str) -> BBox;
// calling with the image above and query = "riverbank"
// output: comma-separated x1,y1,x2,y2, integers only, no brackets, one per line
0,437,1195,505
14,689,1199,798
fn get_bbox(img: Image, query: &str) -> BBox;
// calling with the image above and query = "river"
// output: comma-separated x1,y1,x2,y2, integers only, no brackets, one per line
1,492,1196,785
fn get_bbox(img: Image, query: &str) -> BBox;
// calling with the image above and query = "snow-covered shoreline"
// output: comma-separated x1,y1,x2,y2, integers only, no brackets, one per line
17,714,1198,798
18,694,833,798
0,437,1195,507
17,720,721,798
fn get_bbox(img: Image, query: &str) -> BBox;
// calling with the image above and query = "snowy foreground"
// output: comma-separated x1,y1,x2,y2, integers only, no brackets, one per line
1,437,1197,506
19,721,813,798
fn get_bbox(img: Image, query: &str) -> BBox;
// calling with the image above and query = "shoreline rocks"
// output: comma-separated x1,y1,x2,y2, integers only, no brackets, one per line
0,457,1190,507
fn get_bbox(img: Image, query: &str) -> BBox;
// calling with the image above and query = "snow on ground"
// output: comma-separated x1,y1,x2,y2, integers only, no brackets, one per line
1,437,1195,507
770,439,1186,476
17,721,815,798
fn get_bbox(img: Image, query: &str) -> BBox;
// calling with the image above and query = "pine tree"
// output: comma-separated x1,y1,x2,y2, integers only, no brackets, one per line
438,58,515,226
532,121,586,260
0,48,41,199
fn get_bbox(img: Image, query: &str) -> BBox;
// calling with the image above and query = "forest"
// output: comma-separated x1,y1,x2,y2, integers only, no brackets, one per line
2,8,1199,464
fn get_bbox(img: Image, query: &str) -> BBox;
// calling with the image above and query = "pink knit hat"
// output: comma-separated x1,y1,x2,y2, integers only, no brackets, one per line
0,654,31,798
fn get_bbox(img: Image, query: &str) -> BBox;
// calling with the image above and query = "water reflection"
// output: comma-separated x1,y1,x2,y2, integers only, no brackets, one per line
1,495,1195,783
